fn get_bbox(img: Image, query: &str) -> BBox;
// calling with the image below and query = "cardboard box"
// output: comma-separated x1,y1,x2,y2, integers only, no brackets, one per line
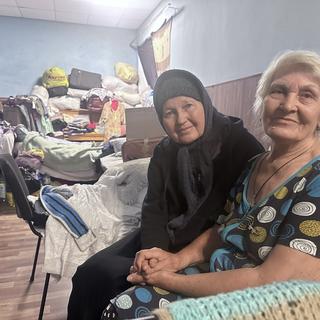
125,107,166,140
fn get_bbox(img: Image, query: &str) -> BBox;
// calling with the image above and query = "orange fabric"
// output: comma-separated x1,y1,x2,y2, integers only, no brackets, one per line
99,100,125,141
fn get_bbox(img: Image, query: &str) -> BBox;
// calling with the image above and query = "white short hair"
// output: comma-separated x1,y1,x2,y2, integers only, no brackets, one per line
253,50,320,139
253,50,320,117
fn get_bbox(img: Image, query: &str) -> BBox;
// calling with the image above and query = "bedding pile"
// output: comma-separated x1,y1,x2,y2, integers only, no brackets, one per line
21,131,103,181
43,157,150,279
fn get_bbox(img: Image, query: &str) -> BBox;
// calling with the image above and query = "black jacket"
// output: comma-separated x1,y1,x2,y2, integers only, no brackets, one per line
141,117,264,252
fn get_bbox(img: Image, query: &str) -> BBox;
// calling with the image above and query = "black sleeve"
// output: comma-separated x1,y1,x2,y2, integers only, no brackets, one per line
213,125,264,208
140,144,170,250
231,128,265,177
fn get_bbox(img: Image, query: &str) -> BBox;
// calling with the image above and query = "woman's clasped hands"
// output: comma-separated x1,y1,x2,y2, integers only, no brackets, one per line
127,248,184,287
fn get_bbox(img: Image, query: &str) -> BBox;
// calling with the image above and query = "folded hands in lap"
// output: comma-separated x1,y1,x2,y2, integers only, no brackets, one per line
127,248,181,286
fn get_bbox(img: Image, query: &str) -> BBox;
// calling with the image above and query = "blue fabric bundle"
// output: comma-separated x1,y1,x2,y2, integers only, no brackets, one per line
40,185,96,251
40,185,88,238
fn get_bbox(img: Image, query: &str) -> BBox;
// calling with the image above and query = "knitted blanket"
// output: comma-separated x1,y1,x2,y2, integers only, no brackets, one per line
153,280,320,320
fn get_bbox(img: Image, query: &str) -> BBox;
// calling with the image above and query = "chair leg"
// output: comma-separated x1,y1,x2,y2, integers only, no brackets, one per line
38,273,50,320
30,235,42,282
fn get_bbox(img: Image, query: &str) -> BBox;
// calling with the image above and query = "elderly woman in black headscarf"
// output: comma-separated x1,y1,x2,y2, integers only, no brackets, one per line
67,70,263,320
141,69,263,252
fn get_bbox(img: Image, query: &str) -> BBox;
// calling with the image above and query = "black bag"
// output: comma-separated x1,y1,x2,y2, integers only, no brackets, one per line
69,68,102,90
47,86,68,97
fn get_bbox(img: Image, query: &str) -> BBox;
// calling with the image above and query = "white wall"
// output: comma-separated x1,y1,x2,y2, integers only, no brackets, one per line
137,0,320,86
0,17,136,96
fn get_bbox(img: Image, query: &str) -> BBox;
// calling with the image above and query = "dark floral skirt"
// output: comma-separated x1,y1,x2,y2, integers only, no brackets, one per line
101,266,202,320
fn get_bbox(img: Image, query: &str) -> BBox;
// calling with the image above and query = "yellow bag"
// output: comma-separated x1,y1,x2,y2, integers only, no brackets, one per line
42,66,69,88
114,62,138,84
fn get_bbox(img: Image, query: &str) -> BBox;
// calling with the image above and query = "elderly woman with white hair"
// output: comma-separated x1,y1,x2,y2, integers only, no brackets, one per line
102,50,320,320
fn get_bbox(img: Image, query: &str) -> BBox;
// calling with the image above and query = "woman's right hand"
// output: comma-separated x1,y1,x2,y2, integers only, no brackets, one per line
132,247,183,275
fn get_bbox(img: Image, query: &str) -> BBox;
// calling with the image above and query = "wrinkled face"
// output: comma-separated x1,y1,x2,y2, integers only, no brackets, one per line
262,71,320,144
162,96,205,144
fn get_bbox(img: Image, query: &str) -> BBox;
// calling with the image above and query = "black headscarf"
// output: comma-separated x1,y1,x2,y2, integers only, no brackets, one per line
153,69,231,241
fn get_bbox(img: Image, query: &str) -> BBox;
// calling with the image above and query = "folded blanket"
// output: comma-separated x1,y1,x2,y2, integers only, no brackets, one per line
153,280,320,320
22,131,102,180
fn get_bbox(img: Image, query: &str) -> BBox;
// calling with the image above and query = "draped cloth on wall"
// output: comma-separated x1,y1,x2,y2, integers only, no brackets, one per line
137,37,158,89
151,18,172,76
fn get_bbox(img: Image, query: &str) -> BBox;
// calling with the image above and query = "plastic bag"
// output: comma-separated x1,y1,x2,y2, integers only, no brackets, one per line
42,66,69,89
114,62,138,84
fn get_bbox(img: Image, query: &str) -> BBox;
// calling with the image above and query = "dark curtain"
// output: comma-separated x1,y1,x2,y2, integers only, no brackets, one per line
137,37,158,89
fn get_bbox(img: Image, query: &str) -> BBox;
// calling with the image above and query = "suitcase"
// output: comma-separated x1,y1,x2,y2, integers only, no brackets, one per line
121,137,163,162
69,68,102,90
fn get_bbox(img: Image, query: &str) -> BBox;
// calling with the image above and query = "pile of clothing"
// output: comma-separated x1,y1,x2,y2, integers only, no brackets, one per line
28,156,151,279
30,63,154,142
2,95,53,136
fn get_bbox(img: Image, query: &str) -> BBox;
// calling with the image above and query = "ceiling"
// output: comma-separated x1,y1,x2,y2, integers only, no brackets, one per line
0,0,162,29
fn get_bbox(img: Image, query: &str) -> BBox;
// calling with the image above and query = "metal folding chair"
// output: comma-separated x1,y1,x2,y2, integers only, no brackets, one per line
0,153,50,320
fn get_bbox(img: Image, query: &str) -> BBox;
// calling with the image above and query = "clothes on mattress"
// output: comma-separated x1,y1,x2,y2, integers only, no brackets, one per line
45,135,94,146
67,88,88,98
40,164,100,182
43,158,150,279
99,152,124,171
98,138,127,158
99,135,126,158
15,149,44,170
14,149,45,191
40,185,96,251
51,118,68,131
109,137,126,153
102,75,138,94
31,85,49,107
46,185,74,199
101,141,114,157
40,185,88,238
22,131,103,181
14,95,53,135
14,124,29,142
48,95,81,111
0,127,15,154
